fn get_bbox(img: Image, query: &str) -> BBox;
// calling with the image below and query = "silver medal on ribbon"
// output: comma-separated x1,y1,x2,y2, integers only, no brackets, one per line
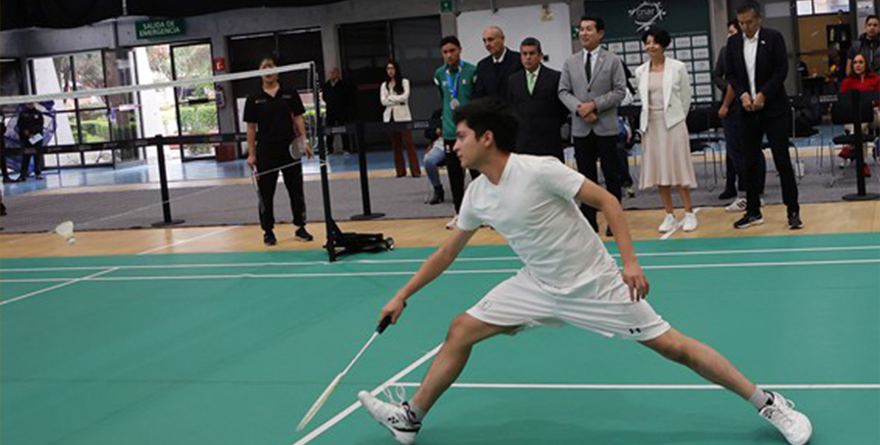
449,98,460,110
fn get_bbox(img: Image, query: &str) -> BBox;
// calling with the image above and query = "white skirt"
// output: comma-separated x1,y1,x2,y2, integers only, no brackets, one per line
639,111,697,189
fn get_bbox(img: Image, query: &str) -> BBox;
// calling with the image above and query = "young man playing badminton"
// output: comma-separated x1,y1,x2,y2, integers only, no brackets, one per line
358,98,812,445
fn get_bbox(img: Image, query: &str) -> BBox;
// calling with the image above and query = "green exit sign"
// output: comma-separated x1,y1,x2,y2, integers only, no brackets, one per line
440,0,453,13
136,18,186,40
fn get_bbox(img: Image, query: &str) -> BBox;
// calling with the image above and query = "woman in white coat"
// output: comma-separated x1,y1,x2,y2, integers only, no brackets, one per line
635,27,698,232
381,60,421,177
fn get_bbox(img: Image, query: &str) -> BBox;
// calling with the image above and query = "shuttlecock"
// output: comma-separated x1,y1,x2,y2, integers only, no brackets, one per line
53,221,75,244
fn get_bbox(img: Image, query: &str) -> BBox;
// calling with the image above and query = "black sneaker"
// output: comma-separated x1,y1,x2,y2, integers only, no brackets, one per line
718,189,737,200
734,213,764,229
295,226,314,242
787,212,804,230
263,231,277,246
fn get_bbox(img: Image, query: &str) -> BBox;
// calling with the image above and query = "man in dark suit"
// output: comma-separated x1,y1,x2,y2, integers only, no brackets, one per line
473,26,523,100
726,2,802,230
507,37,568,161
323,67,351,154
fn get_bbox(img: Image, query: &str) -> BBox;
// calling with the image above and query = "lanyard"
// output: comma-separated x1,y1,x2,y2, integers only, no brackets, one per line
445,61,463,99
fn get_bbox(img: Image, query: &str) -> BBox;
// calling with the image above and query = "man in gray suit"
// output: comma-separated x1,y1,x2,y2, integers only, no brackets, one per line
559,15,627,234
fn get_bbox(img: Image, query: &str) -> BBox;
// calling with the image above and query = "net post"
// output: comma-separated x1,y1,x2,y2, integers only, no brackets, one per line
312,62,339,262
151,135,185,227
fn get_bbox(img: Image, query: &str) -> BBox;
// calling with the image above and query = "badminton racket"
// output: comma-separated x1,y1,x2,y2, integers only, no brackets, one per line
250,165,266,216
297,314,395,432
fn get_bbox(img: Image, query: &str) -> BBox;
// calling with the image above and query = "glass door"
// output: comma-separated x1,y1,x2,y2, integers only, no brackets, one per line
171,42,218,160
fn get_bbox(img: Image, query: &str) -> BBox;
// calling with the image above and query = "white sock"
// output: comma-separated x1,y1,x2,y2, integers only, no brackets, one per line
749,388,773,410
404,400,426,423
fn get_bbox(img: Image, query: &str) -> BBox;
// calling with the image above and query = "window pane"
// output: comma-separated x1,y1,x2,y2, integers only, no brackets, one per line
32,56,74,111
796,1,813,15
278,30,323,91
171,44,212,80
77,109,111,143
339,21,390,125
229,35,275,100
73,52,106,109
391,16,442,123
813,0,850,14
135,45,177,137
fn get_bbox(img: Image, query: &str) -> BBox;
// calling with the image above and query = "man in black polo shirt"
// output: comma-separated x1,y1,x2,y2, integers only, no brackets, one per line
244,57,314,246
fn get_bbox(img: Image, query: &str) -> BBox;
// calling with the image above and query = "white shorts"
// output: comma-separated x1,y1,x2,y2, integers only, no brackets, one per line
466,270,670,341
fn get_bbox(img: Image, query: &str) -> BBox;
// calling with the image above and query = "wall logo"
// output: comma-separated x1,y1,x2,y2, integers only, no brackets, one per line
628,1,667,32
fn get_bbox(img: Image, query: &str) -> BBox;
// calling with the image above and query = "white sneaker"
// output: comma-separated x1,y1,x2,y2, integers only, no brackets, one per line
759,392,813,445
445,215,458,230
682,212,698,232
658,213,677,233
358,391,421,445
725,197,747,212
725,197,764,212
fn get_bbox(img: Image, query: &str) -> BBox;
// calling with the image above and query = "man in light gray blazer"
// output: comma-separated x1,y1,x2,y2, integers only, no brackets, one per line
559,15,627,234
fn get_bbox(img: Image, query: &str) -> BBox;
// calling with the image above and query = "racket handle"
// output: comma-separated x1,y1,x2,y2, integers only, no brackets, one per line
377,315,392,334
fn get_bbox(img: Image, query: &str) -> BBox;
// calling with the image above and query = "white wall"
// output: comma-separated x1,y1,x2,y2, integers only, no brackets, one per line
457,3,572,70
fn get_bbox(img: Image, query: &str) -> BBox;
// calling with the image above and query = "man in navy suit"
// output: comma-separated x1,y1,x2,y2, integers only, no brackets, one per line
473,26,523,100
506,37,568,161
725,2,802,230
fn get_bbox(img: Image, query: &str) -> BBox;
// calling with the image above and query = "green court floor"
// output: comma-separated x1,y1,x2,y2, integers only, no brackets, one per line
1,232,878,445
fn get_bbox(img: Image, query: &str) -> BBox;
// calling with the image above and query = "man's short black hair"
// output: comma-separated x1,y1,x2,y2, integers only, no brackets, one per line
727,19,741,32
440,35,461,48
520,37,543,54
580,15,605,32
736,2,761,16
641,27,671,48
866,14,880,23
453,98,519,153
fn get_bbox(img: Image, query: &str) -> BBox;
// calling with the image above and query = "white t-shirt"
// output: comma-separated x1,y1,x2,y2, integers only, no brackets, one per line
457,154,621,294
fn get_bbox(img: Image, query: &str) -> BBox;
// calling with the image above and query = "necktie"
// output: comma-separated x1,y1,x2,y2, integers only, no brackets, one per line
527,71,536,94
585,51,592,83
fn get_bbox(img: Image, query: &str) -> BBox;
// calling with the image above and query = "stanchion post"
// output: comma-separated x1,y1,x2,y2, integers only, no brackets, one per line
351,122,385,220
843,90,880,201
0,120,10,183
152,134,185,227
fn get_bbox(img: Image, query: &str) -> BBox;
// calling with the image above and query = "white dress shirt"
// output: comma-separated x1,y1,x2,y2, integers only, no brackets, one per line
743,29,760,98
527,64,542,79
493,48,508,64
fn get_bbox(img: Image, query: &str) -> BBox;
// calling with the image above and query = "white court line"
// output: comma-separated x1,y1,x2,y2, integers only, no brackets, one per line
0,267,119,306
292,343,443,445
395,382,880,390
136,226,239,255
660,208,702,240
3,258,878,284
2,245,878,273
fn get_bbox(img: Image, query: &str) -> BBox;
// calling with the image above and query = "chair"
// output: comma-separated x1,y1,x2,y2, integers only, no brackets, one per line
618,105,641,186
789,95,823,180
829,90,878,186
687,103,722,190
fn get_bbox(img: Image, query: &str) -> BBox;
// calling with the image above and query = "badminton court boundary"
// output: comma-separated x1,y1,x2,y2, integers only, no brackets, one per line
396,382,880,390
0,267,119,306
2,244,877,273
3,258,878,286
